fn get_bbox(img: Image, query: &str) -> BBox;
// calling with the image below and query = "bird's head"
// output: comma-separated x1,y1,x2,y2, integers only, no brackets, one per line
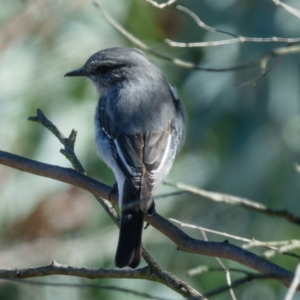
65,47,154,90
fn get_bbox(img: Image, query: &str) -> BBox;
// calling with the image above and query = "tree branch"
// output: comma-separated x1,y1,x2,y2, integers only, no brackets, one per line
165,5,300,47
272,0,300,19
164,181,300,226
28,109,85,174
170,218,300,260
144,0,177,9
164,5,300,86
0,253,203,299
0,260,148,280
285,263,300,300
92,1,260,72
203,272,290,298
91,0,300,86
0,150,298,291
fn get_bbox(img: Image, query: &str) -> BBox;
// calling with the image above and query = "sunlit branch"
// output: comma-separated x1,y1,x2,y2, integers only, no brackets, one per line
272,0,300,19
164,5,300,48
284,263,300,300
199,230,237,300
92,1,260,72
170,218,300,260
145,0,177,9
164,181,300,225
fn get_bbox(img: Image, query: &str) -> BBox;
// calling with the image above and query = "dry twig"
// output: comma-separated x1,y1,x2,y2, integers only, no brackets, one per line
165,5,300,48
145,0,176,9
164,181,300,226
272,0,300,19
92,1,260,72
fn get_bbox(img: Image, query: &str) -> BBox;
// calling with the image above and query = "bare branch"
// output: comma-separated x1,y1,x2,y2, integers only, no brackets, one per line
0,110,299,292
199,230,237,300
285,263,300,300
235,55,284,87
29,109,85,174
170,219,300,260
187,266,298,298
203,273,290,298
235,44,300,86
177,5,239,39
170,218,252,243
264,241,300,259
0,150,298,290
0,260,203,300
164,181,300,226
92,1,260,72
187,266,252,277
162,4,300,85
145,0,177,9
164,5,300,48
29,109,119,224
272,0,300,19
0,251,203,299
0,260,148,280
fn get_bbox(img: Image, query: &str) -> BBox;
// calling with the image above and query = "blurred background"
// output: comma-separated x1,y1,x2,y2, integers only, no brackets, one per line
0,0,300,299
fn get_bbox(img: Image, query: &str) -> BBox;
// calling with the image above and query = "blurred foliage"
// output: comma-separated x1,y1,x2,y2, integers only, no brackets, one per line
0,0,300,299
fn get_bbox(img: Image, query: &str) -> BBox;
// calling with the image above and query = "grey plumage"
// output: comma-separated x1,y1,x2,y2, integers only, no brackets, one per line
65,47,186,268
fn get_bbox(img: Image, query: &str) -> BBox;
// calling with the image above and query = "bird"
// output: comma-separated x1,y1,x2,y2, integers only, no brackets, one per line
65,47,186,268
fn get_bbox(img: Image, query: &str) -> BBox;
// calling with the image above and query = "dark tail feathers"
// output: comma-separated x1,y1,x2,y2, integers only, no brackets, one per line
115,210,144,268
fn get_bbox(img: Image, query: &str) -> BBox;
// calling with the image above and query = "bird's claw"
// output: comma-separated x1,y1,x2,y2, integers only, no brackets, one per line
109,182,118,202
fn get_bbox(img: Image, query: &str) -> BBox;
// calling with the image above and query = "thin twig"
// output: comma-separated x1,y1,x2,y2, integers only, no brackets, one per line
236,45,300,86
164,5,300,48
203,273,289,298
285,263,300,300
29,109,119,224
272,0,300,19
199,230,237,300
145,0,177,9
244,240,299,249
92,1,260,72
164,181,300,226
29,109,85,174
188,267,290,298
163,4,300,85
235,55,284,87
187,266,256,277
170,218,251,243
170,218,300,260
264,241,300,259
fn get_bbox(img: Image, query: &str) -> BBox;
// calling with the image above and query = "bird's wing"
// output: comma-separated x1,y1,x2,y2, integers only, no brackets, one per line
99,107,171,213
114,128,171,213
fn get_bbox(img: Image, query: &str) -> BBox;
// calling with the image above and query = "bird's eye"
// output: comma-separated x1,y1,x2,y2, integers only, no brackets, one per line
97,65,109,74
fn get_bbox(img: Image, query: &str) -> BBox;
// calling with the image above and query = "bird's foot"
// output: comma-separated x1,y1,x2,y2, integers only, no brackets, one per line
109,182,118,204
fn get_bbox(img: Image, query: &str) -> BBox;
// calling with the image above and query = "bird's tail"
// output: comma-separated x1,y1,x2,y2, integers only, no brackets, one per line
115,179,144,268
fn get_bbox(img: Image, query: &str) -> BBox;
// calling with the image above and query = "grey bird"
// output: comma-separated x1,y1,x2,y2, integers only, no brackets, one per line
65,47,186,268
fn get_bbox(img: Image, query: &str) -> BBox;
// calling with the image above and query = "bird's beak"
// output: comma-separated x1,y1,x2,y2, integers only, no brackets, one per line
64,67,87,77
